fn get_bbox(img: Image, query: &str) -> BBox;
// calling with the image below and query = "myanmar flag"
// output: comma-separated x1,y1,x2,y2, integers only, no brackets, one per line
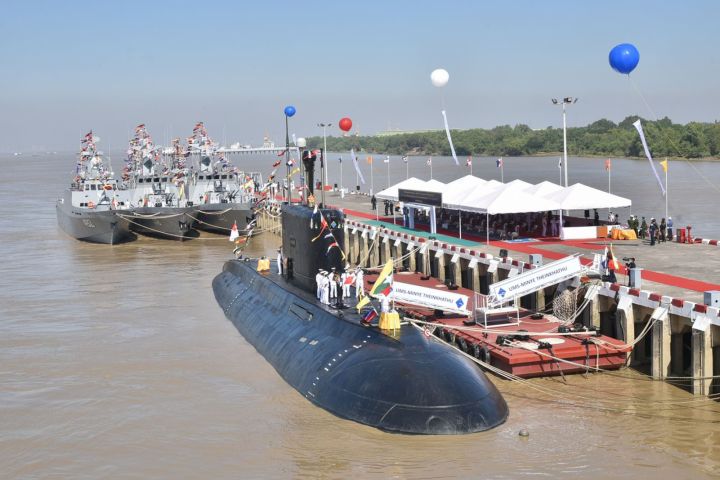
356,259,393,311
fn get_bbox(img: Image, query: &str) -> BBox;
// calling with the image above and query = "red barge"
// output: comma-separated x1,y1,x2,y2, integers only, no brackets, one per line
365,269,631,379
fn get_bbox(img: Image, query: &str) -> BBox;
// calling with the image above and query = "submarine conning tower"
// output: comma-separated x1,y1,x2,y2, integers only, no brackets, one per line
281,204,345,293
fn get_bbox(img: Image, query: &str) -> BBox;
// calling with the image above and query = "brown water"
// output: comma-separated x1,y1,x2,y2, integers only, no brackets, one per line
1,155,719,479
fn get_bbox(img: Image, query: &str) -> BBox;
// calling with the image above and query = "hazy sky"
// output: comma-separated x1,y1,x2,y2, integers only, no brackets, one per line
2,0,719,151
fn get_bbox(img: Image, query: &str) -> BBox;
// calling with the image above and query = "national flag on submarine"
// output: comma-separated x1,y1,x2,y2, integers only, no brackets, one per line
362,308,378,324
356,259,394,311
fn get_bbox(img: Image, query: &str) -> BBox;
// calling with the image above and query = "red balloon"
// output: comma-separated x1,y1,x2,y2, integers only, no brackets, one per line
339,117,353,132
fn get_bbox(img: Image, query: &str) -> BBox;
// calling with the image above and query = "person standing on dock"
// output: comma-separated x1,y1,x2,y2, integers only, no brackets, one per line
640,217,648,239
667,217,674,241
649,218,657,246
593,209,599,226
659,218,667,242
371,195,377,211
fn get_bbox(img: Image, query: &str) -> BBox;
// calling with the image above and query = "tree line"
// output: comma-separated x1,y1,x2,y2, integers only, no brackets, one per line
306,116,720,159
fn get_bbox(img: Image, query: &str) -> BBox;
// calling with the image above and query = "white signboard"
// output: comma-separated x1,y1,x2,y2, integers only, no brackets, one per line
392,281,470,315
489,255,582,303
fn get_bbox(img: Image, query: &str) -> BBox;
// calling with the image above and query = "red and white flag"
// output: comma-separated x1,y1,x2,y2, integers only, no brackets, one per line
229,222,239,242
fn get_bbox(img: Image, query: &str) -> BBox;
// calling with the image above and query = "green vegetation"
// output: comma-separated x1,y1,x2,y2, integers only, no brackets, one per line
307,116,720,159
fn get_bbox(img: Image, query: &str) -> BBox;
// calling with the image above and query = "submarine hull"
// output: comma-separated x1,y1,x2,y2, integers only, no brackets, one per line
213,260,509,434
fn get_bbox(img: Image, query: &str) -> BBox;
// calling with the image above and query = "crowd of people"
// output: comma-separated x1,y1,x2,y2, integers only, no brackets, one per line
625,215,674,245
411,208,592,240
313,266,365,305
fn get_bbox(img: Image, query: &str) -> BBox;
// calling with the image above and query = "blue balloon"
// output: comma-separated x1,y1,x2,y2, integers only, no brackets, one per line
609,43,639,75
284,105,296,117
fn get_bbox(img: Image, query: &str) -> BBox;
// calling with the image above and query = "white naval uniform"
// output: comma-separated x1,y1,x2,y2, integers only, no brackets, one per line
329,273,338,299
277,252,283,274
355,270,365,298
341,272,351,298
315,272,323,300
321,275,330,304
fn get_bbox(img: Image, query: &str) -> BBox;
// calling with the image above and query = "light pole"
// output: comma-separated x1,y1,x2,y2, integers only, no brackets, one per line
339,156,343,193
297,137,307,203
551,97,577,188
318,122,332,189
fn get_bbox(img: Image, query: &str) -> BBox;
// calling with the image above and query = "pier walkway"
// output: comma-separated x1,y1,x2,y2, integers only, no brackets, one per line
325,191,720,303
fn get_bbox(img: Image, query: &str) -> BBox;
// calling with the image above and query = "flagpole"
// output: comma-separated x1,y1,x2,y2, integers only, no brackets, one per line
501,163,504,183
386,156,390,188
370,157,374,195
665,158,668,223
608,161,611,194
405,157,409,179
339,156,343,192
559,157,562,185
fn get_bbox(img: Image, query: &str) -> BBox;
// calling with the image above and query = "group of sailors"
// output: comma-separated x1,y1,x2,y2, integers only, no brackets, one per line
314,266,365,305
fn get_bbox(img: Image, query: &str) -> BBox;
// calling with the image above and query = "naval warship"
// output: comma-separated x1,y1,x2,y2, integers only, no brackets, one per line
122,125,195,240
56,131,134,244
212,150,508,434
185,122,256,234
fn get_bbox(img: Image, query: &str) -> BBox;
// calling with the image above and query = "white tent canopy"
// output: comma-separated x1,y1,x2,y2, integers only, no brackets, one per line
444,181,505,210
443,175,487,207
375,177,442,202
505,179,533,190
425,179,447,190
465,185,561,214
542,182,632,210
524,180,564,197
376,176,630,220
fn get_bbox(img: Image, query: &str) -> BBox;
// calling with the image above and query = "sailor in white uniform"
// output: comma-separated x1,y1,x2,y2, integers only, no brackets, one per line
315,270,324,300
329,268,338,299
321,273,330,305
277,248,283,275
355,268,365,298
340,271,350,299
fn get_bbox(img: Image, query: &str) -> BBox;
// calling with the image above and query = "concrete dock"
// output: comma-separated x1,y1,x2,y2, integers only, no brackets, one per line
258,191,720,396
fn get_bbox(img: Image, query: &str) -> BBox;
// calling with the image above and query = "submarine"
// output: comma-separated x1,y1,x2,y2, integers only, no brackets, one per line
212,151,508,434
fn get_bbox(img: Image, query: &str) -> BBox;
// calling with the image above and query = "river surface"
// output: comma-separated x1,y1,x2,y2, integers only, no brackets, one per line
1,153,719,479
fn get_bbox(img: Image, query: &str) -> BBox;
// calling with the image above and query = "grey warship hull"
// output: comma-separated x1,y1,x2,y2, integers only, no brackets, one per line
192,202,253,234
126,207,196,240
56,200,133,245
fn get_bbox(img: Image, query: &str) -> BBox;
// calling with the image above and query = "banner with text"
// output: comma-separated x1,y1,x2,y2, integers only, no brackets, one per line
392,281,470,315
488,255,582,303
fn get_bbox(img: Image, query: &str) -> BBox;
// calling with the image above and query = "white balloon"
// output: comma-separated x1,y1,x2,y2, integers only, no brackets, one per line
430,68,449,88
